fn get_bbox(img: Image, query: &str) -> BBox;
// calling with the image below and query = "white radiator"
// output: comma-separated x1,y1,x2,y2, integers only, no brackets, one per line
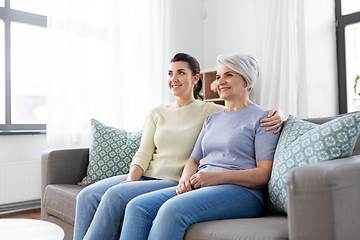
0,160,41,206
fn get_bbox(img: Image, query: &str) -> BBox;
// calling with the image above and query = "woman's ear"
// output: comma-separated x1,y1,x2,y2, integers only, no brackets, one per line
193,74,200,85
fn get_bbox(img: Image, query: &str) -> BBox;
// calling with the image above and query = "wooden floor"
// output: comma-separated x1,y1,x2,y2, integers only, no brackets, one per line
0,208,41,220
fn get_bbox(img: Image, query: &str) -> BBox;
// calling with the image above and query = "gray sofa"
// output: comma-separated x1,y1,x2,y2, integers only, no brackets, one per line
41,113,360,240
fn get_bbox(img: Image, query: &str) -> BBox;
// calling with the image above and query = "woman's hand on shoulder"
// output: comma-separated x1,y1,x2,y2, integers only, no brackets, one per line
176,177,193,195
260,108,284,134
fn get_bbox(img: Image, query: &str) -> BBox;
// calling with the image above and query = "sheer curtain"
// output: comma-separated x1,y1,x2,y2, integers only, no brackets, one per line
47,0,165,148
253,0,299,118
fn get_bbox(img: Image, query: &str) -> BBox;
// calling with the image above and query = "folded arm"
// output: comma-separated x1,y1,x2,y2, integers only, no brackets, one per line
190,160,273,190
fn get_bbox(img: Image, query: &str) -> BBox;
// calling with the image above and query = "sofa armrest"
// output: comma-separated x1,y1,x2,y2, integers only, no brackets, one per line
41,148,89,196
287,155,360,240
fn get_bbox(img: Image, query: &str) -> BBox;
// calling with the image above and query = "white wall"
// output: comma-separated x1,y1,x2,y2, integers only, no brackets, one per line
163,0,205,62
161,0,205,104
203,0,257,69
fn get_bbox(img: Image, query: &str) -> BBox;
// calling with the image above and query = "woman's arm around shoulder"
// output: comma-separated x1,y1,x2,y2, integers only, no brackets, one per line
260,108,284,134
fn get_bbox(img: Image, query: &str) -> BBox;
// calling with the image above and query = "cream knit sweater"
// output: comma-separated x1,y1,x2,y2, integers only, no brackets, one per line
131,100,225,181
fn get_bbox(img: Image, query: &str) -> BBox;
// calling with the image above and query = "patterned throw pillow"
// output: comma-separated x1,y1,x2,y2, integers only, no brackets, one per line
78,119,142,186
268,113,360,214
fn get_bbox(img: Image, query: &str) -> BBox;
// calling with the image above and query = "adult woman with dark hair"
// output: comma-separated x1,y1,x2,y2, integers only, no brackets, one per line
73,53,283,240
119,54,281,240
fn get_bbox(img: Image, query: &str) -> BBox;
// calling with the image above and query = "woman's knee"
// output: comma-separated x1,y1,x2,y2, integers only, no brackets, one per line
156,198,184,222
149,197,191,238
102,183,139,207
101,185,122,204
125,193,156,216
77,185,98,204
77,174,128,201
125,190,175,222
125,197,143,216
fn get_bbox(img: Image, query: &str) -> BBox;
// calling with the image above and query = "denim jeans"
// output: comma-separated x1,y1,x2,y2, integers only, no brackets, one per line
120,184,263,240
73,174,178,240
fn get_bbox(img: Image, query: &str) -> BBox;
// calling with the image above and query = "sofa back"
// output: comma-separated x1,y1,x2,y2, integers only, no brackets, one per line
302,111,360,156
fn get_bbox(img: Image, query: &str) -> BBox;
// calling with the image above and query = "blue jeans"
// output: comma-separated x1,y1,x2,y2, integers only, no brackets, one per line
120,184,264,240
73,174,178,240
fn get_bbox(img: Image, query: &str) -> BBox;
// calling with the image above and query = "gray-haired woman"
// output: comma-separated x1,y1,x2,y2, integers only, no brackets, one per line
118,54,281,240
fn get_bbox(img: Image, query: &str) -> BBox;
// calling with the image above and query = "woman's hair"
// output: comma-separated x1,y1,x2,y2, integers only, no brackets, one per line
217,54,259,91
170,53,204,100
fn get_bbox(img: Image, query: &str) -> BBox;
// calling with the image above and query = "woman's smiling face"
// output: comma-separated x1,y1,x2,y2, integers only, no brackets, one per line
216,63,248,100
168,61,197,98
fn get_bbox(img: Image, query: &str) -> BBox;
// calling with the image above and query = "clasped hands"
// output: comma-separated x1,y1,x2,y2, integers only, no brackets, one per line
176,171,219,195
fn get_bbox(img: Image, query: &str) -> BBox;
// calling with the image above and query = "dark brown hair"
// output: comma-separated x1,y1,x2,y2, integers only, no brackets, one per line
170,53,203,100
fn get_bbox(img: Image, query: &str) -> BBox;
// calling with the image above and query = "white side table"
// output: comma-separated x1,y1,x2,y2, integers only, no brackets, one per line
0,219,64,240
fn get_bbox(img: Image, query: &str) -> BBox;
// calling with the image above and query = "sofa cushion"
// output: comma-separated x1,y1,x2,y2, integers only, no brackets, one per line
43,184,84,225
268,113,360,214
184,215,288,240
303,112,360,156
78,119,142,186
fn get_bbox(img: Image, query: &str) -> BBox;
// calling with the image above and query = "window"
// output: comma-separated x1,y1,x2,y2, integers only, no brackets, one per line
336,0,360,113
342,0,360,15
0,0,47,133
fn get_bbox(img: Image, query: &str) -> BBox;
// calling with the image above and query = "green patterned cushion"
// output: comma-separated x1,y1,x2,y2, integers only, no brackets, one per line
268,113,360,214
78,119,142,186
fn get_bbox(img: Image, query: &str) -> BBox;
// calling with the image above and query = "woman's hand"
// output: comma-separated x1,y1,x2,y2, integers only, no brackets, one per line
120,179,137,184
176,159,200,194
176,178,193,195
190,171,221,189
120,164,143,184
120,175,140,184
260,108,284,134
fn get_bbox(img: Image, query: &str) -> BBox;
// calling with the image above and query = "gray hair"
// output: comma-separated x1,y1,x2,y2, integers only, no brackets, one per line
217,54,259,91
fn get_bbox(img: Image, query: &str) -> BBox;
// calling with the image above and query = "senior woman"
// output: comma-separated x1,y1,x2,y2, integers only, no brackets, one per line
119,53,281,240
